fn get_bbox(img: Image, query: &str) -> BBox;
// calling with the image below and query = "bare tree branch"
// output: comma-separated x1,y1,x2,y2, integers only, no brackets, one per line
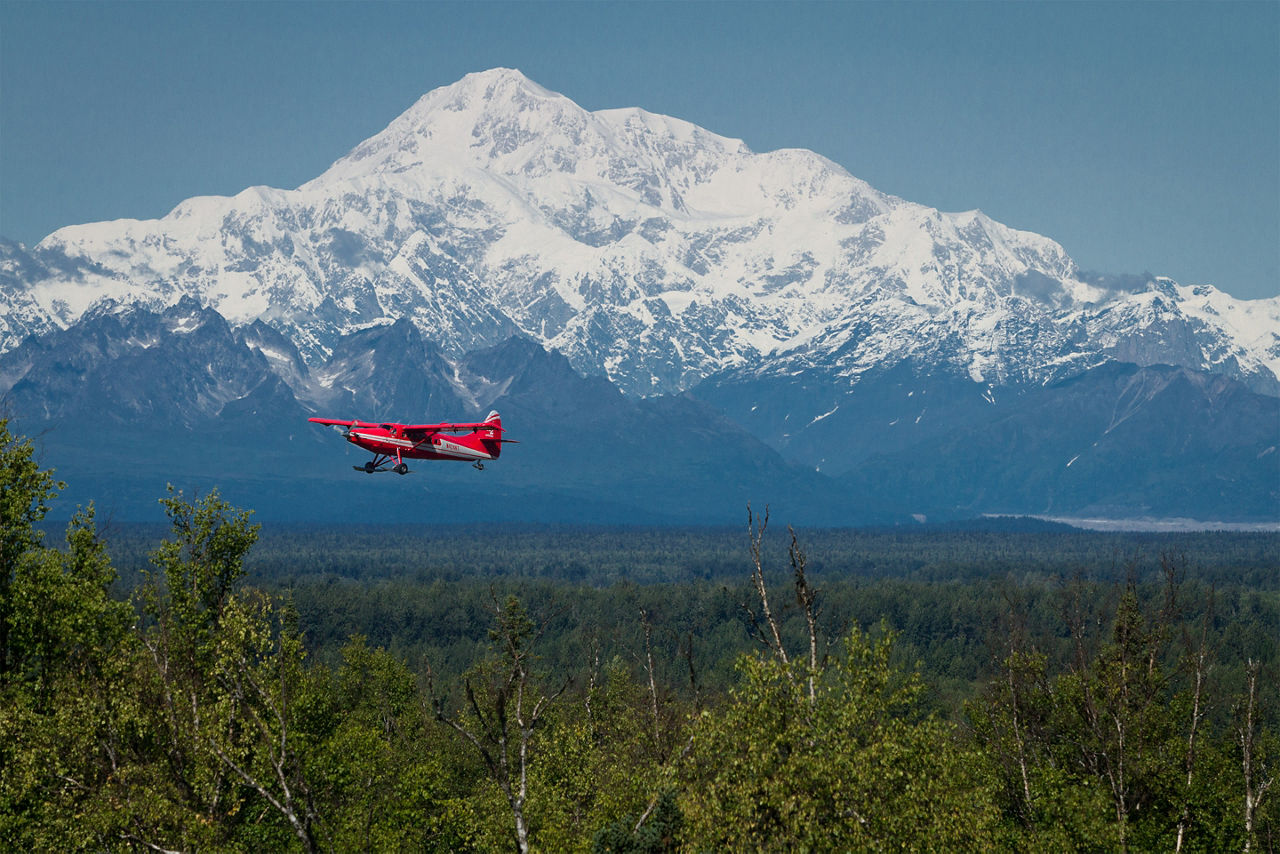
789,525,819,705
747,504,787,665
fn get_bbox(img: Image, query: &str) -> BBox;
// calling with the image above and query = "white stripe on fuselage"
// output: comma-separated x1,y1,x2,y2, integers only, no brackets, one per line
349,432,493,460
349,432,415,448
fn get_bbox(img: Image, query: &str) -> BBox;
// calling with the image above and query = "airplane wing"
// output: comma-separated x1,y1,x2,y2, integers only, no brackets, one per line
310,416,511,439
402,421,505,435
309,417,497,433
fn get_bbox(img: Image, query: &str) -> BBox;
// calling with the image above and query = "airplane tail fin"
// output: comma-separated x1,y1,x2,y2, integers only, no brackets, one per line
481,410,506,458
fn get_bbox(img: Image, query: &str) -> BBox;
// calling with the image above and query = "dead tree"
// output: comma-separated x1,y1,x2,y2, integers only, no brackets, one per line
740,506,822,708
744,505,787,664
789,525,820,705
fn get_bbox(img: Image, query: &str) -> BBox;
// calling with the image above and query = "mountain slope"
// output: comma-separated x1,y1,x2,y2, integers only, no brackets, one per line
0,68,1274,523
838,362,1279,521
3,68,1276,397
0,302,859,524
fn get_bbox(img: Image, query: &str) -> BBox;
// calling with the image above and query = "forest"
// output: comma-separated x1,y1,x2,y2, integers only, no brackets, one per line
2,418,1277,852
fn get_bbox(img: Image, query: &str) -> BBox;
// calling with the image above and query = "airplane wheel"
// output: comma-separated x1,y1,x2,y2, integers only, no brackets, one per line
395,463,409,475
364,461,376,473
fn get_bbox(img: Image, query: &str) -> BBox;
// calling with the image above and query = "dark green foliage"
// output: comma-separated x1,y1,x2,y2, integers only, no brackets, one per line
4,428,1278,850
680,625,1002,850
1,419,65,679
0,421,135,850
95,521,1280,589
968,567,1280,851
592,790,683,854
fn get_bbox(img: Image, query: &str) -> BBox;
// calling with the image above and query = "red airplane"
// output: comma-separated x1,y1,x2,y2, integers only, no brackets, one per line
308,410,513,474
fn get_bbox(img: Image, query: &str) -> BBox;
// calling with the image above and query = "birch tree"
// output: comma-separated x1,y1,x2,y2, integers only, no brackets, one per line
431,594,568,854
1239,659,1274,853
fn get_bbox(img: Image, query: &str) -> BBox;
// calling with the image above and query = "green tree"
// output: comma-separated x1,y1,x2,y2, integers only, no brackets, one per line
968,606,1120,851
125,487,335,851
432,593,569,854
6,505,131,704
968,572,1264,851
526,645,686,853
1238,659,1276,853
147,485,261,645
0,423,136,850
0,419,63,679
313,636,477,852
681,625,1000,851
592,788,682,854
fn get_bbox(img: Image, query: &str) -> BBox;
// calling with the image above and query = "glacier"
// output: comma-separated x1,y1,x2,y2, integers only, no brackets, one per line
1,67,1276,398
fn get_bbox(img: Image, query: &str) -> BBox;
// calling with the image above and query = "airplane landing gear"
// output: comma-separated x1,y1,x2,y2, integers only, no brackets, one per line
395,462,409,475
473,462,485,471
355,454,398,474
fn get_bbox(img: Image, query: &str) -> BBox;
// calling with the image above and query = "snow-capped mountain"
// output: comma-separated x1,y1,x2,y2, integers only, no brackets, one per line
1,68,1276,523
3,68,1276,397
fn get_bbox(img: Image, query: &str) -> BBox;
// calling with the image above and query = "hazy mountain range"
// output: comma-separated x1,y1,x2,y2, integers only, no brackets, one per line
1,69,1275,525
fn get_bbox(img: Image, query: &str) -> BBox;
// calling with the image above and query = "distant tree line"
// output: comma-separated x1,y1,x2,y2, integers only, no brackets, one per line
96,518,1280,590
3,419,1277,851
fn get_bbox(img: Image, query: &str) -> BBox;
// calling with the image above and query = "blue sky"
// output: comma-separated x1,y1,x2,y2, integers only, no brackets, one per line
2,1,1276,300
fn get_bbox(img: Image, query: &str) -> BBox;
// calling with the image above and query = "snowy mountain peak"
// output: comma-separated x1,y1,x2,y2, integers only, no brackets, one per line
3,68,1277,397
308,67,761,220
315,68,576,180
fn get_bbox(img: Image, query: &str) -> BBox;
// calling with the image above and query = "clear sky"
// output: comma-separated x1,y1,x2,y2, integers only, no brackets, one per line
2,1,1276,300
